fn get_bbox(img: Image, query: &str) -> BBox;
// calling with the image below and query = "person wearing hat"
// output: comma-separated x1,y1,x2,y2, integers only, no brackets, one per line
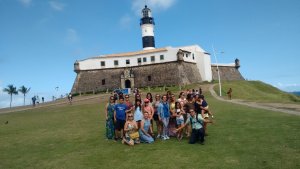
143,98,154,127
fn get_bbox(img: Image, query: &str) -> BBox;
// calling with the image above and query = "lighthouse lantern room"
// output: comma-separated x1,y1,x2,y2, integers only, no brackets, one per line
140,5,155,50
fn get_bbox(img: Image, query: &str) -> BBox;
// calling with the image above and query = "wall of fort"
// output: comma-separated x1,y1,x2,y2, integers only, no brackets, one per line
211,66,244,81
71,61,202,94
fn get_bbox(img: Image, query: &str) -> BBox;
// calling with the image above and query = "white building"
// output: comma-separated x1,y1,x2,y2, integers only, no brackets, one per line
77,44,212,82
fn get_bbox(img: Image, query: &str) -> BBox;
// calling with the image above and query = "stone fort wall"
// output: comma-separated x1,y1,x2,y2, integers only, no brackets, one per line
71,61,202,94
211,66,244,81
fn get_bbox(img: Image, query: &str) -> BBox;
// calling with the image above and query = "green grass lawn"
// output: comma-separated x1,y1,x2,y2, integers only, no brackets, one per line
1,90,300,169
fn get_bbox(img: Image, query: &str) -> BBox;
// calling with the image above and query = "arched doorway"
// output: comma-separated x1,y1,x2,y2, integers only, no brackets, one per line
125,79,131,88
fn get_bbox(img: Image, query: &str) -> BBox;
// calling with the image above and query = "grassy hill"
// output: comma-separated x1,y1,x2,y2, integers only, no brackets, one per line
1,82,300,169
214,80,300,103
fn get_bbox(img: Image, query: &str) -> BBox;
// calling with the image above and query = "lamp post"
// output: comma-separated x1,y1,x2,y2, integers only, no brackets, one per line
212,45,222,96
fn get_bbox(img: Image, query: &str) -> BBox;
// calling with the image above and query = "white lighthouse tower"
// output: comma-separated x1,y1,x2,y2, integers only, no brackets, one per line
140,5,155,50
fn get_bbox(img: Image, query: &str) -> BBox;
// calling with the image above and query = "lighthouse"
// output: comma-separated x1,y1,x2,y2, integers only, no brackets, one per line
140,5,155,50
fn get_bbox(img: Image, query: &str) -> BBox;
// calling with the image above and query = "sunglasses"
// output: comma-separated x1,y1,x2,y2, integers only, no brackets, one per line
128,116,133,117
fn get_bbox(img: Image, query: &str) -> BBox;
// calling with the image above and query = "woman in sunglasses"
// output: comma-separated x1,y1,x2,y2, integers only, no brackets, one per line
122,113,140,145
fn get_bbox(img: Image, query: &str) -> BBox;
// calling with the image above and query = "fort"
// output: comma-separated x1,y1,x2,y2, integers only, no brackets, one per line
71,6,244,94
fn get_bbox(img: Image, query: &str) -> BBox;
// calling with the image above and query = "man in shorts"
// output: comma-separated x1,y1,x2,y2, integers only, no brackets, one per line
114,97,128,141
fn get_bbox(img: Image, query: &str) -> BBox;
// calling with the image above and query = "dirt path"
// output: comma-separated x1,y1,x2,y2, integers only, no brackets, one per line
209,84,300,116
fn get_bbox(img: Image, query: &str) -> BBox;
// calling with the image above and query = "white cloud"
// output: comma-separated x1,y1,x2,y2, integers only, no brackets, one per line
131,0,177,15
49,1,65,11
274,82,300,92
65,28,79,44
119,14,132,29
19,0,32,7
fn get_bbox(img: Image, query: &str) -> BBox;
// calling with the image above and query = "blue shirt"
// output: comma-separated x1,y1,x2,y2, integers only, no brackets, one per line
114,103,127,120
139,119,151,135
201,100,208,107
158,102,170,118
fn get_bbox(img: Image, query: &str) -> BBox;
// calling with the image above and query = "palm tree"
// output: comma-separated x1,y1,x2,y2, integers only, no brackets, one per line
18,85,31,106
3,84,18,108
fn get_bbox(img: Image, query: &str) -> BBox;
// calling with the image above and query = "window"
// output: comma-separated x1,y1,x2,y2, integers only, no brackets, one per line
114,60,118,66
148,76,152,81
151,56,155,62
143,57,147,62
102,79,105,85
126,59,130,65
186,54,188,58
137,58,142,64
101,61,105,67
192,53,195,60
160,55,164,60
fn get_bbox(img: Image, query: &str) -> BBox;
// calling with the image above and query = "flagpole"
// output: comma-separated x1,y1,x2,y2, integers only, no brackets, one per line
212,45,222,96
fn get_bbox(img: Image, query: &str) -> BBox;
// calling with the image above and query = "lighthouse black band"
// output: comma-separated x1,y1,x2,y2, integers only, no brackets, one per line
142,36,155,48
140,17,155,25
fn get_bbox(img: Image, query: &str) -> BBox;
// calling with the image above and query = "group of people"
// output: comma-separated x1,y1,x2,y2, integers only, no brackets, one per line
105,88,214,146
32,96,44,106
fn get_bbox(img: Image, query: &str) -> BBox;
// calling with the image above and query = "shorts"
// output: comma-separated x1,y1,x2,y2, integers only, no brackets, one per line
153,113,159,121
115,119,125,130
176,118,184,125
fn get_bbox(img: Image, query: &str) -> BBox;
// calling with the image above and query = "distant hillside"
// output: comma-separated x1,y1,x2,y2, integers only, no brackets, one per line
291,91,300,96
215,80,300,103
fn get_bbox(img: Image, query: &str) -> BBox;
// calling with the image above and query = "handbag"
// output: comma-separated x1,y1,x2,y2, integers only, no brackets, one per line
129,131,139,139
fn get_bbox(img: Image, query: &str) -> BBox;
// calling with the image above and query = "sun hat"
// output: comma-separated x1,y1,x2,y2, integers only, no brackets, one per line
144,98,149,103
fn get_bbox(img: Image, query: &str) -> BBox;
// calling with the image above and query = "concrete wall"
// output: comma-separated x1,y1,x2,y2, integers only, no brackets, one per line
211,66,244,81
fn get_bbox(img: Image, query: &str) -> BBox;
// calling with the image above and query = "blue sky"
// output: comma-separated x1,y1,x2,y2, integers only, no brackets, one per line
1,0,300,108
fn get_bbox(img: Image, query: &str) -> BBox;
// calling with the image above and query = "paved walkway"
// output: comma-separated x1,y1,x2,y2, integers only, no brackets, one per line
209,84,300,116
0,94,109,114
1,85,299,116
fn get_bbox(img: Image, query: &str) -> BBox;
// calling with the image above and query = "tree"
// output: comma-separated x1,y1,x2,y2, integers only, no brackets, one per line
18,85,31,106
3,84,18,108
